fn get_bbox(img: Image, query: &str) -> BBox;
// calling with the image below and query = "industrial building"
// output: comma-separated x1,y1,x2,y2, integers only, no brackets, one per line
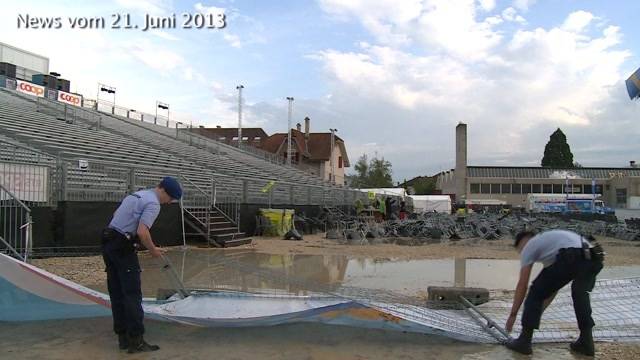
437,123,640,209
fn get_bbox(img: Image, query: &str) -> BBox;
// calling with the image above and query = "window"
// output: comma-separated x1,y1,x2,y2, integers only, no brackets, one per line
564,184,582,194
470,183,480,194
616,188,627,205
338,156,343,169
522,184,532,194
583,184,592,194
543,184,553,193
491,184,501,194
481,184,490,194
254,136,261,141
553,184,563,194
532,184,541,193
219,136,226,141
242,136,249,140
511,184,522,194
595,185,603,194
501,184,511,194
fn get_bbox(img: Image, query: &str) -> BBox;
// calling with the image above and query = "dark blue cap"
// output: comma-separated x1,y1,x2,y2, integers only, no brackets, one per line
160,177,182,200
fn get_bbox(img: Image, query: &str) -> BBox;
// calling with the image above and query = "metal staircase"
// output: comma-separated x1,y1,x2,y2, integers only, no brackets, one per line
180,175,251,248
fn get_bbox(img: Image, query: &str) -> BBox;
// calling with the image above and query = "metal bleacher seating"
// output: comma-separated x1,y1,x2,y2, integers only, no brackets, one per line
0,87,366,246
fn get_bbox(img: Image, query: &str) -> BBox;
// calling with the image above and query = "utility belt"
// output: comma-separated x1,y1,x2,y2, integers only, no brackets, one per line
101,227,140,253
557,242,605,264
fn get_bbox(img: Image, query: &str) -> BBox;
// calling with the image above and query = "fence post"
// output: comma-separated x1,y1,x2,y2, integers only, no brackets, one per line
128,168,136,193
210,177,216,206
60,161,68,201
242,180,248,203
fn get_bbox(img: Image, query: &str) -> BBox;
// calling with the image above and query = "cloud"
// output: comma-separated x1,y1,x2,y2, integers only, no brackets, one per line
115,0,172,15
320,0,504,60
502,7,526,24
125,39,185,72
512,0,536,12
478,0,496,12
562,10,595,32
223,32,243,48
307,1,635,179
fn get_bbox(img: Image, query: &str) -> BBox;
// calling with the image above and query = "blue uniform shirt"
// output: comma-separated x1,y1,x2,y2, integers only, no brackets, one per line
108,189,161,235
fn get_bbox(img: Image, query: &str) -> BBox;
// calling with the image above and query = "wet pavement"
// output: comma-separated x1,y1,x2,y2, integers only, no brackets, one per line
127,250,640,298
0,317,593,360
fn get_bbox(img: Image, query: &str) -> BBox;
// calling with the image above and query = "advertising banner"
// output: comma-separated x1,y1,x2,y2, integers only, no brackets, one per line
58,90,82,106
0,163,49,202
16,79,45,98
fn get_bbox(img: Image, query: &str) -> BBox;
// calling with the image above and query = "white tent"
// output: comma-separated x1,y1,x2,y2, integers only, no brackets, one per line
409,195,451,213
359,188,407,197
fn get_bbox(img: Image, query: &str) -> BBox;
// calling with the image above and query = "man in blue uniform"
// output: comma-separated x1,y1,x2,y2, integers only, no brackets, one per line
101,177,182,354
505,230,604,356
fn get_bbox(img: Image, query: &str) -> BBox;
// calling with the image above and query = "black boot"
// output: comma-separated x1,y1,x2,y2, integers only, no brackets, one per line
118,333,128,350
127,335,160,354
570,329,595,357
505,327,533,355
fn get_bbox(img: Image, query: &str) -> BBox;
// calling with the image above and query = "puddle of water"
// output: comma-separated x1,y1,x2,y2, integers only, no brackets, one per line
128,250,640,298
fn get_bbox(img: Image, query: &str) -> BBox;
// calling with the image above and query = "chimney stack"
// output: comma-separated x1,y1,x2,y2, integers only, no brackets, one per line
296,123,302,132
631,160,637,168
304,117,310,139
216,125,221,129
455,122,468,203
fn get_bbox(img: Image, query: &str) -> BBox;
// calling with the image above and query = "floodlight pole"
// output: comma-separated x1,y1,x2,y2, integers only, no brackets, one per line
237,85,244,148
286,97,294,166
329,128,337,184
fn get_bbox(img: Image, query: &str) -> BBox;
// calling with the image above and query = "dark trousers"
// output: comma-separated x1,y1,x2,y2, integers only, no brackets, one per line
522,248,603,331
101,230,145,337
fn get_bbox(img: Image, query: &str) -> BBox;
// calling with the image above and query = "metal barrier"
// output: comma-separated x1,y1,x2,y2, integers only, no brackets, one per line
0,140,57,207
36,96,102,130
0,183,32,261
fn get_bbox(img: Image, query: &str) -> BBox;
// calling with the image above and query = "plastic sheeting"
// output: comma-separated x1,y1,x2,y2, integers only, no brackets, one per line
260,208,295,236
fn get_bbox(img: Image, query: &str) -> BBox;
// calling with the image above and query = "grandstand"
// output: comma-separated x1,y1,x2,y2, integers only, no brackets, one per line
0,82,366,252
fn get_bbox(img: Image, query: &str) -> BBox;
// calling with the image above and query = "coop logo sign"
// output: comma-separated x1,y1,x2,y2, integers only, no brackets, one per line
16,80,45,97
58,91,82,106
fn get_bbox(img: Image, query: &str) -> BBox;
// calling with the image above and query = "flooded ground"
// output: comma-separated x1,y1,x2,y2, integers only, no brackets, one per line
16,236,640,359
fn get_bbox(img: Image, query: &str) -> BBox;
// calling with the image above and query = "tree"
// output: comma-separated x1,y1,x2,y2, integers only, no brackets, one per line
350,154,369,188
348,154,393,188
411,177,437,195
367,157,393,187
541,128,574,168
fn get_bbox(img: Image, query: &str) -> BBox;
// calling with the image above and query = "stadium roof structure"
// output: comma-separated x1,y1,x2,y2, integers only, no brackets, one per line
466,166,640,179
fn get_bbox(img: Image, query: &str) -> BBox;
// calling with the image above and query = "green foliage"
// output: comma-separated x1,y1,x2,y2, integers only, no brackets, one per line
541,128,575,168
349,154,393,188
367,157,394,187
411,177,437,195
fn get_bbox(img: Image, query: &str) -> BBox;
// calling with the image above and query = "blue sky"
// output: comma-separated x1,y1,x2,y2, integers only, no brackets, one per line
1,0,639,181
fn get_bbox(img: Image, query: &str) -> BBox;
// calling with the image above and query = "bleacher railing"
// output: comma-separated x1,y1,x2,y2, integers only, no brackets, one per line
0,81,367,207
0,183,33,262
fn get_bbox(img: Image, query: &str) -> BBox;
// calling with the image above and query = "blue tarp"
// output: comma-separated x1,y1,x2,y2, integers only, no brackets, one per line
626,67,640,100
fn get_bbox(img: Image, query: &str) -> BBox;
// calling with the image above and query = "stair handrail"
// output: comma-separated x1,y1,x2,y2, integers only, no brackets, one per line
179,174,211,231
210,176,241,230
0,183,33,262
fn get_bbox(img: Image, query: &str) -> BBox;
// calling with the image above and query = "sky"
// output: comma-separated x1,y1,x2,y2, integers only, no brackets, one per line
1,0,639,182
